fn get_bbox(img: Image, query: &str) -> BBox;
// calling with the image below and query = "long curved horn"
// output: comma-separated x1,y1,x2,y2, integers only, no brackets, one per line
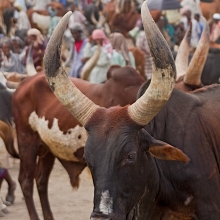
80,43,101,81
91,10,98,25
43,11,99,126
100,13,106,26
26,44,37,76
128,1,176,126
184,16,210,86
175,21,192,79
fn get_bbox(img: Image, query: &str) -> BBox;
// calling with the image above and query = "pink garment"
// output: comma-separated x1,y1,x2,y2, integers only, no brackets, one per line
92,29,113,58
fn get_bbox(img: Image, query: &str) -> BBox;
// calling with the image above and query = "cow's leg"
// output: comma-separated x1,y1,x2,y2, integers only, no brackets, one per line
0,192,5,217
18,134,40,220
35,151,55,220
4,168,17,204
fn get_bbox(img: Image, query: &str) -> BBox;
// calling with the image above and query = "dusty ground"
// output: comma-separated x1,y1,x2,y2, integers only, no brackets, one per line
1,159,94,220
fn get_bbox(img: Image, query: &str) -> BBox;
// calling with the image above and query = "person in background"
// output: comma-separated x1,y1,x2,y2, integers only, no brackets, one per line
32,0,51,10
68,3,87,28
109,32,135,68
210,13,220,44
163,16,175,47
14,2,31,31
65,23,88,78
11,36,24,54
157,17,174,50
3,7,15,37
47,6,60,38
24,28,45,70
0,27,4,39
83,29,112,83
0,37,25,74
180,0,201,17
194,13,203,38
15,0,27,11
136,23,152,80
180,8,201,49
174,21,185,46
59,0,67,7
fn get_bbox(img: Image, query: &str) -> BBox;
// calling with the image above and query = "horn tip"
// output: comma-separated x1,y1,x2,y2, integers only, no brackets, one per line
65,11,73,18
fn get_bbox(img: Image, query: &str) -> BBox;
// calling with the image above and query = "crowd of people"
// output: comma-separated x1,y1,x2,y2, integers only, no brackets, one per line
0,0,220,83
1,0,220,216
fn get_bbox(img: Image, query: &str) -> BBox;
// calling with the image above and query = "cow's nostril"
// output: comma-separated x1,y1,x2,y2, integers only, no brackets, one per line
90,211,112,220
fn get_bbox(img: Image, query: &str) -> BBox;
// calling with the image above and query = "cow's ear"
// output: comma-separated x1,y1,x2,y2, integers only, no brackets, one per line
148,143,190,163
140,129,190,163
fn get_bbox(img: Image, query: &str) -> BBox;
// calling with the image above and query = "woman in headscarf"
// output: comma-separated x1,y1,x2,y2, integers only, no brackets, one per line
82,29,112,83
24,28,45,70
0,37,25,74
109,32,135,68
64,23,88,78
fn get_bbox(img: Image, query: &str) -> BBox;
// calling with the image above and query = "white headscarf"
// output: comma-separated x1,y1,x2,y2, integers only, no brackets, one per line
27,28,44,46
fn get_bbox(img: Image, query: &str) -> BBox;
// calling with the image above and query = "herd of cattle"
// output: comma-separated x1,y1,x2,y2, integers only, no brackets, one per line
1,1,220,220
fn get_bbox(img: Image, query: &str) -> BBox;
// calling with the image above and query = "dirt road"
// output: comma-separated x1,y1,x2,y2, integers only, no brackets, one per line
1,159,94,220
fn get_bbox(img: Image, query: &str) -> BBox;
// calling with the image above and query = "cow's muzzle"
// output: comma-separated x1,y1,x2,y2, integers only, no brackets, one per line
90,211,113,220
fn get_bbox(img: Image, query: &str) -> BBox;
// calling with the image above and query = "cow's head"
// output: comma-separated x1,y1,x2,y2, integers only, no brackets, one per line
44,2,189,219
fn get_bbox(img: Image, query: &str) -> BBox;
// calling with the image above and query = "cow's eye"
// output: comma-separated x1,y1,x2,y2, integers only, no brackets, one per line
126,152,137,163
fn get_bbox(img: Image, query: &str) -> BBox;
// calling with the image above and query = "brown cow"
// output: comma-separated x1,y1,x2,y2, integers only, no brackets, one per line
44,7,220,219
0,0,14,28
103,0,161,35
0,79,19,207
129,47,146,79
12,9,209,220
0,83,19,159
12,66,144,220
26,2,66,34
109,0,140,35
200,0,220,22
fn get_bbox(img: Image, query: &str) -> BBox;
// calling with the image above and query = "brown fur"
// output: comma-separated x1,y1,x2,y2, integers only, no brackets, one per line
0,0,13,15
110,10,140,35
175,75,204,92
0,120,13,147
85,105,138,134
0,0,13,33
103,0,161,35
200,0,220,22
149,144,190,163
0,120,18,158
129,47,146,80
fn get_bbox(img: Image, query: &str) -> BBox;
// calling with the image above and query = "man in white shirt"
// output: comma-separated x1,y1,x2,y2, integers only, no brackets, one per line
180,9,202,48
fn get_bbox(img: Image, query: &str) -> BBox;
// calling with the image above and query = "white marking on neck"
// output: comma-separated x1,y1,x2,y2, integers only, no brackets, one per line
28,111,87,161
184,195,193,206
99,190,113,215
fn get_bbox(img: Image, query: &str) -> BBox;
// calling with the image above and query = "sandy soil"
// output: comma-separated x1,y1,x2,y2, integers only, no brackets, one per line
1,159,94,220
